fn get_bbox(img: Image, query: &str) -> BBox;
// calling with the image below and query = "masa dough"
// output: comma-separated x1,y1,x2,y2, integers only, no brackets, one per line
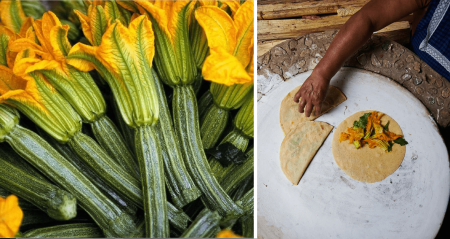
280,85,346,135
332,110,406,183
280,121,333,185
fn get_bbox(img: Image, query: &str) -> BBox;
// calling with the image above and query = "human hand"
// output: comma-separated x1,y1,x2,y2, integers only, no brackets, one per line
293,73,330,117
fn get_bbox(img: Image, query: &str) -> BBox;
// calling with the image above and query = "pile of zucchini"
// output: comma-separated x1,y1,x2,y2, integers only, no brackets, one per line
0,0,254,238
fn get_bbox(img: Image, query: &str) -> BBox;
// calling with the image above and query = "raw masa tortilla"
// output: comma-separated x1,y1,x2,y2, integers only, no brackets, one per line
280,85,347,135
280,121,334,185
332,110,406,183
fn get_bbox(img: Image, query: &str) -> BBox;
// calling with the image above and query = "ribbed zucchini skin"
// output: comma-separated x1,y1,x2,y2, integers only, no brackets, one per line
153,71,201,208
240,213,254,238
37,128,138,216
23,223,104,238
0,144,49,183
200,104,229,149
68,132,143,206
91,116,140,178
180,209,221,238
172,85,243,218
238,188,254,214
111,98,136,155
209,129,250,182
5,125,138,237
197,90,214,120
135,125,169,238
0,158,77,221
220,149,254,194
40,127,190,230
0,187,40,211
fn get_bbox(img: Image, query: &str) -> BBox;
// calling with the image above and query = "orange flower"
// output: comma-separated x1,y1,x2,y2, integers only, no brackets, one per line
216,229,243,238
0,195,23,238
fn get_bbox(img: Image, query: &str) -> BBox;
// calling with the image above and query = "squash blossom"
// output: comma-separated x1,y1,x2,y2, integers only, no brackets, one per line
0,195,23,238
9,11,140,178
195,2,254,149
72,0,202,209
67,14,170,238
0,28,140,238
0,0,26,33
117,0,245,219
340,111,406,151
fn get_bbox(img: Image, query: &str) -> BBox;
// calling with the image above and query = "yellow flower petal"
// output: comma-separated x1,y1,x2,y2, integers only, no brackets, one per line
216,229,242,238
195,6,237,54
233,1,254,68
74,9,94,45
135,0,192,45
202,48,251,86
66,43,97,72
222,0,241,16
0,0,26,33
0,195,23,238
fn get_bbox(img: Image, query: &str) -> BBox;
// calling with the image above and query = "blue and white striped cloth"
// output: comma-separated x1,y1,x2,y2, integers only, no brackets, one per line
412,0,450,81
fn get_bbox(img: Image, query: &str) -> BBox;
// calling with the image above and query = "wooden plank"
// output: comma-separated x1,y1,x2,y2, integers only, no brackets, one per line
258,0,369,20
258,14,410,41
258,15,351,41
257,40,286,57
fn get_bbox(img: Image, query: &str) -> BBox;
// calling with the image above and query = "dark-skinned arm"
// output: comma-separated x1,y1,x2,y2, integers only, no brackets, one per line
294,0,430,117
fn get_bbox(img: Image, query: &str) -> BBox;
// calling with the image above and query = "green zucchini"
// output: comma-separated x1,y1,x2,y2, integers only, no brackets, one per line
36,127,138,216
39,122,189,231
153,71,201,208
4,125,138,237
180,209,221,238
219,148,254,194
209,129,250,182
232,175,253,202
173,85,243,218
199,83,253,149
20,209,94,230
135,125,169,237
0,157,77,221
111,97,136,156
237,188,254,215
197,90,214,120
23,223,103,238
200,104,230,149
91,115,140,178
0,144,49,183
240,213,254,238
0,187,41,212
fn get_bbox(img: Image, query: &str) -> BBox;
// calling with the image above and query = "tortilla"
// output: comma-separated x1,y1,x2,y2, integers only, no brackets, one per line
332,110,406,183
280,85,347,135
280,121,334,185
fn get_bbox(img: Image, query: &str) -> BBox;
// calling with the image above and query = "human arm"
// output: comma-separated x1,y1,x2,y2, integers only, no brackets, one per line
294,0,430,117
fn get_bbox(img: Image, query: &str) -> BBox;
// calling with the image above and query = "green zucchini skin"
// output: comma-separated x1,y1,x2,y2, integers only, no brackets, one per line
219,148,254,194
135,125,169,238
237,188,254,215
39,126,190,230
91,116,140,178
23,223,104,238
209,129,250,182
153,71,201,208
197,90,214,120
36,128,138,216
200,103,229,149
0,144,49,183
0,159,77,221
180,209,221,238
240,213,254,238
111,98,136,156
68,132,144,206
172,85,243,218
5,125,138,237
0,187,40,211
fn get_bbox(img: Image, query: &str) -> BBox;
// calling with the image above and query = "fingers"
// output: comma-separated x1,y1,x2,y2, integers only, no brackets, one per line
298,98,306,113
304,101,314,117
314,103,322,116
293,90,302,103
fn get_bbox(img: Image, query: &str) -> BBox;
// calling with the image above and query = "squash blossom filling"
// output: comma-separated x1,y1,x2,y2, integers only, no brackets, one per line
339,111,408,152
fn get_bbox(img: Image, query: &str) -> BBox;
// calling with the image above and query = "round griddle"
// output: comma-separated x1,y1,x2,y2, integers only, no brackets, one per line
257,67,449,239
